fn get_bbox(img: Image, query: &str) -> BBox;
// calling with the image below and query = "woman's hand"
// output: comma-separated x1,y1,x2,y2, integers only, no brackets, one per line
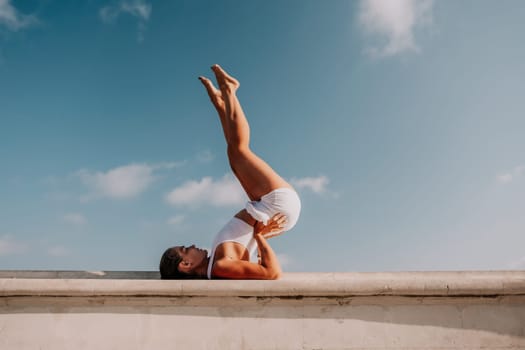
254,213,288,239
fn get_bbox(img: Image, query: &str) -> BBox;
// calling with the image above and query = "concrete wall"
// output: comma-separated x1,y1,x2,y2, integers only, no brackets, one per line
1,271,524,349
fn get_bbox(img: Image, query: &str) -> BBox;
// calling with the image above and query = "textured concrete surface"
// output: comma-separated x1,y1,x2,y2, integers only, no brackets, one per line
1,270,525,297
1,271,524,349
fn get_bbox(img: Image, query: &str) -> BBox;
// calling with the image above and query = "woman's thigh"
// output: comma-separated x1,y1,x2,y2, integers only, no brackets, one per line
228,147,291,201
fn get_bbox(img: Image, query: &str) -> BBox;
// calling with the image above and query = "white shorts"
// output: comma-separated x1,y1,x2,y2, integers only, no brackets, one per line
245,188,301,231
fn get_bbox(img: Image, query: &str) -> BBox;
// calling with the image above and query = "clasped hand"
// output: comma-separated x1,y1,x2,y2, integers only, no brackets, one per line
254,213,287,239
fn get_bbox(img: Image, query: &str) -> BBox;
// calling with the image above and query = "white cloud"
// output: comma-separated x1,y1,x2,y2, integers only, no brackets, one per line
166,174,247,208
0,0,36,31
100,0,152,22
196,150,214,163
99,0,152,42
47,245,70,257
77,163,156,200
290,176,330,194
1,236,70,258
60,160,179,201
167,214,185,226
151,161,186,170
497,173,513,184
120,0,151,20
0,235,26,256
165,172,332,208
63,213,87,225
166,174,331,208
358,0,433,57
497,165,524,184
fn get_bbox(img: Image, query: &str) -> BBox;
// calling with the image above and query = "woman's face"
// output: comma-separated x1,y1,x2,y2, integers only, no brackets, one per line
175,245,208,273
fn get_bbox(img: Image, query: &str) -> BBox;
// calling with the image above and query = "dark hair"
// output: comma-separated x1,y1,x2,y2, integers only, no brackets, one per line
159,246,199,280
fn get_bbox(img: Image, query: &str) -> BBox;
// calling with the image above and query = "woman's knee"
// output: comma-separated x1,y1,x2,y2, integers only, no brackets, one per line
227,145,253,169
227,143,250,159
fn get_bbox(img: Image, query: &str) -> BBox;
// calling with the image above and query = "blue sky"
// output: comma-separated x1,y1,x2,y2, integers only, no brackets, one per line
1,0,524,272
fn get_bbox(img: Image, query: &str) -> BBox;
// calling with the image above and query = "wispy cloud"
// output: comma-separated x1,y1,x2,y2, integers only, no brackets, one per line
0,0,37,31
166,174,332,208
78,163,154,200
358,0,434,57
0,235,71,258
63,213,87,225
0,235,26,256
99,0,152,22
99,0,152,42
166,174,247,208
77,162,178,201
497,165,524,184
290,176,330,194
167,214,185,226
196,150,214,163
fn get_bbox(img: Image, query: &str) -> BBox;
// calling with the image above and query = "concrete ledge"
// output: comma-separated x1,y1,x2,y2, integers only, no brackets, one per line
1,270,525,298
2,270,525,349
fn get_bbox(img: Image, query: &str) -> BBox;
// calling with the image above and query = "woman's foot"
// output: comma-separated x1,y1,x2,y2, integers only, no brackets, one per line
199,76,225,113
211,64,240,93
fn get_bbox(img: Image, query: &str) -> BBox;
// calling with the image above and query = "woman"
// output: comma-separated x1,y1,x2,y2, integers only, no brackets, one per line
159,65,301,280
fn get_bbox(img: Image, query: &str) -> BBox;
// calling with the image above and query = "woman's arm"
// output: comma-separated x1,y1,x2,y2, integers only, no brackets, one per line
253,231,282,279
213,234,282,279
212,213,287,280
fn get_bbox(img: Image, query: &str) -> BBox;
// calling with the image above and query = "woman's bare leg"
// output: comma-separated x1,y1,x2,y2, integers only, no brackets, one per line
199,75,257,197
198,76,229,142
200,64,291,201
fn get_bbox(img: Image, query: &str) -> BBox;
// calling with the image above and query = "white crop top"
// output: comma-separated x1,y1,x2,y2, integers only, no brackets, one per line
206,217,257,279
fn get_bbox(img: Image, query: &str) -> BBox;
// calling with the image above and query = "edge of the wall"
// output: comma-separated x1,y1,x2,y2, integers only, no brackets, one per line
1,270,524,298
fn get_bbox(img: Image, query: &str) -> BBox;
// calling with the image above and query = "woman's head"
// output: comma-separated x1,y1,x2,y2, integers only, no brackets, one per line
159,245,208,279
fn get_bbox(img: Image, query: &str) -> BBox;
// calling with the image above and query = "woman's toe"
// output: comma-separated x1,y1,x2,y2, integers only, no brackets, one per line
211,64,239,89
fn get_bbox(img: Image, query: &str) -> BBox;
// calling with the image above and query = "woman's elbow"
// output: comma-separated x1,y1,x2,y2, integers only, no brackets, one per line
268,268,282,280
